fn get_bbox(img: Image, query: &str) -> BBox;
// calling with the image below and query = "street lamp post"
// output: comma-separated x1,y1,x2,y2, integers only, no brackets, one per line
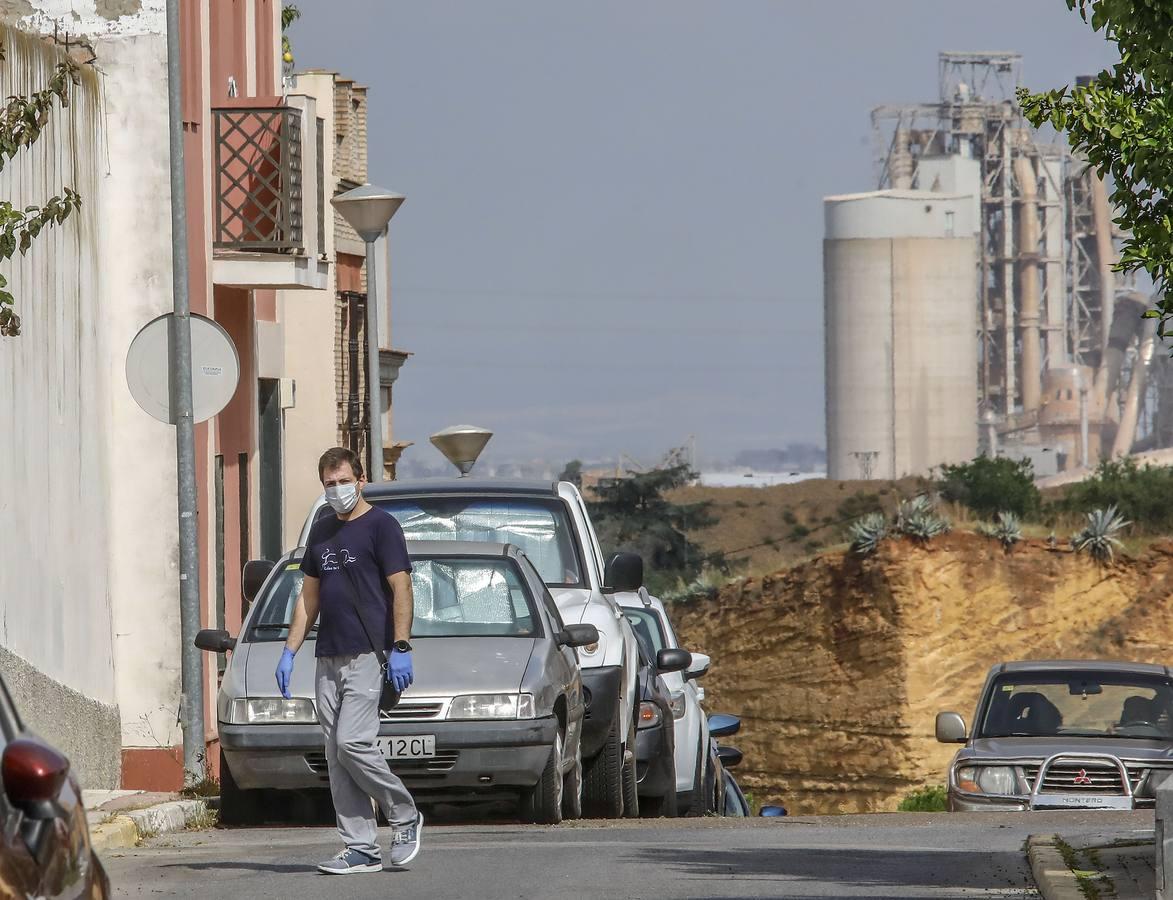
331,184,405,482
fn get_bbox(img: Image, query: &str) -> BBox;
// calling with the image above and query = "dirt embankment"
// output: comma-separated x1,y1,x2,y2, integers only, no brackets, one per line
670,531,1173,815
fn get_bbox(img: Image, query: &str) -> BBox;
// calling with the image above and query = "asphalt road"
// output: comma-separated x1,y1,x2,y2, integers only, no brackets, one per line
104,811,1154,900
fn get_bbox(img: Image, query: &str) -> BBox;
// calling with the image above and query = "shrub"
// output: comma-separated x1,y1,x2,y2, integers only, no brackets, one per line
849,512,888,556
938,456,1040,520
894,495,951,542
979,511,1023,549
836,491,883,523
897,785,947,813
1058,459,1173,533
1071,505,1130,563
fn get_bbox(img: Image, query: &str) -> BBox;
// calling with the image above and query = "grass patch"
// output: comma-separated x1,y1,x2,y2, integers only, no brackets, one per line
180,775,220,799
185,807,219,831
1053,837,1116,900
896,785,947,812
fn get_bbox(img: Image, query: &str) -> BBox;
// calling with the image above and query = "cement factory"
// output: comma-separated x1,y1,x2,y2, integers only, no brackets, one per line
824,52,1170,482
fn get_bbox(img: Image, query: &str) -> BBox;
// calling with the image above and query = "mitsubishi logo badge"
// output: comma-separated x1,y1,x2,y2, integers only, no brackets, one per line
1073,769,1093,785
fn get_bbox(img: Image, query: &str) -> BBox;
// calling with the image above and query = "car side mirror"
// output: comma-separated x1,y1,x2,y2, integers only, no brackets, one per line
605,552,644,593
242,559,276,605
685,651,711,681
2,740,68,821
708,713,741,738
717,745,743,769
558,623,600,649
759,805,787,817
195,629,237,654
935,711,968,744
656,648,692,674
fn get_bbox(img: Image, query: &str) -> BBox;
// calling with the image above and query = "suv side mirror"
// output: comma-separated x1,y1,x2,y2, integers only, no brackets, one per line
558,623,600,649
935,711,968,743
708,713,741,738
605,552,643,593
685,652,711,681
717,745,743,769
656,648,692,674
195,629,237,654
242,559,276,605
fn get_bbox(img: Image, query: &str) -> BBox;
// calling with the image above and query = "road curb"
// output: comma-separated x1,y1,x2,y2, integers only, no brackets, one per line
1027,834,1094,900
90,800,209,854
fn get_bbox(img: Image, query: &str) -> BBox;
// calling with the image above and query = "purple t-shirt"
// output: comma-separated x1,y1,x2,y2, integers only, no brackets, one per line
300,507,412,658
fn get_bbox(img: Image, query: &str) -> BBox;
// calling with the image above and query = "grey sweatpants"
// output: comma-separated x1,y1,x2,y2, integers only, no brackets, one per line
316,652,417,856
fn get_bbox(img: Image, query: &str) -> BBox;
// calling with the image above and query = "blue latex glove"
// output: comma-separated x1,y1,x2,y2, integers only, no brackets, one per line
389,650,414,693
275,648,296,699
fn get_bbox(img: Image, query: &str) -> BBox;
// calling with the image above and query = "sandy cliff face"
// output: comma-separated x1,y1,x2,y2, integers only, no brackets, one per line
671,533,1173,815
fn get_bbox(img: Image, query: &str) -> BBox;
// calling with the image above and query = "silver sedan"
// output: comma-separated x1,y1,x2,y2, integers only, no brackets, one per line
195,541,598,825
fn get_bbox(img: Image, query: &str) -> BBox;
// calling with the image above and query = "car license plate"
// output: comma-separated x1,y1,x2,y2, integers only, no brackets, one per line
376,735,436,759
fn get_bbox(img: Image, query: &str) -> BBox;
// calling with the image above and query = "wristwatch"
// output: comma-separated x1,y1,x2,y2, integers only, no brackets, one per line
393,640,412,653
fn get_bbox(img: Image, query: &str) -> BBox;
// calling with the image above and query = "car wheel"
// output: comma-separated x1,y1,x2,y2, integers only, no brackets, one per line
520,733,564,825
582,709,624,818
561,733,583,820
641,756,678,818
218,749,264,827
621,719,639,819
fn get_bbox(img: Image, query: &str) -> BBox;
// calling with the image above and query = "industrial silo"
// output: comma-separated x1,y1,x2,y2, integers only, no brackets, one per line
824,190,979,479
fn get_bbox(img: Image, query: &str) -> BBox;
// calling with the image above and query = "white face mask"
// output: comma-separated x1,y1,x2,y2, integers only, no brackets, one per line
324,482,359,514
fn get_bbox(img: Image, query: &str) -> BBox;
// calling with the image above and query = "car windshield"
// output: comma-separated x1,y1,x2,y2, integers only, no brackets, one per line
410,558,538,638
979,671,1173,740
625,607,667,655
247,563,311,642
376,497,584,588
248,558,539,641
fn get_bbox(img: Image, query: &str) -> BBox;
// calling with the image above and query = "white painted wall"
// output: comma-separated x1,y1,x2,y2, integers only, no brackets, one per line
94,30,183,752
0,26,115,703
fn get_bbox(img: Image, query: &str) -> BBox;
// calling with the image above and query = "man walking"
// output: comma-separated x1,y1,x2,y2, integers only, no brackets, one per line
277,447,423,873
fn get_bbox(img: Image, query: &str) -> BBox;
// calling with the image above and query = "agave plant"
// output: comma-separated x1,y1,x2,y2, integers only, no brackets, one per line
1071,505,1130,563
979,511,1022,549
894,495,951,542
849,512,889,556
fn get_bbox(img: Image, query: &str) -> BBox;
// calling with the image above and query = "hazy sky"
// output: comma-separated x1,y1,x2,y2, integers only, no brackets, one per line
295,2,1117,467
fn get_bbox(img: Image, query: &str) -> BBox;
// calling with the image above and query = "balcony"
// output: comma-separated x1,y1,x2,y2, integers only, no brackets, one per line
212,97,329,291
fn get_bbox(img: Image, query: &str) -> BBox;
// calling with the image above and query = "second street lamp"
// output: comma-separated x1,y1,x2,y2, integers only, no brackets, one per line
331,184,405,482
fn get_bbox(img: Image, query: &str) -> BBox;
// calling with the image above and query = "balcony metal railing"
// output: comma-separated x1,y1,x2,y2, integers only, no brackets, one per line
213,106,304,251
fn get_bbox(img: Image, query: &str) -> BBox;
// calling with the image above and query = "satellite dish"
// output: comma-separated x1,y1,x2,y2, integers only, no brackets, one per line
126,313,240,424
430,424,492,477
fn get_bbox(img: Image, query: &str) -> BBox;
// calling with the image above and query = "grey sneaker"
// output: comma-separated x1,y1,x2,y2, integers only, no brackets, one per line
388,812,424,866
317,848,383,875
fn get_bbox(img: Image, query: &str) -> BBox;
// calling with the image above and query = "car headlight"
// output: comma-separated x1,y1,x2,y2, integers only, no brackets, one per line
228,698,317,725
448,693,536,720
956,765,1018,795
638,701,662,730
579,633,604,657
669,691,687,720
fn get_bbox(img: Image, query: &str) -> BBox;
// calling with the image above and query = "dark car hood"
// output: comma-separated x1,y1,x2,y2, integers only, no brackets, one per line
967,735,1173,761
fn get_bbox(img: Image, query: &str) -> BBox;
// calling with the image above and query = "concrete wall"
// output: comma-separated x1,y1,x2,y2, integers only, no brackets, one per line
825,191,978,479
94,30,185,778
0,25,120,787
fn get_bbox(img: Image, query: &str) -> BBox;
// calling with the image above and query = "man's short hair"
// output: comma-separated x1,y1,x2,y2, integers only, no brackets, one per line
318,447,363,482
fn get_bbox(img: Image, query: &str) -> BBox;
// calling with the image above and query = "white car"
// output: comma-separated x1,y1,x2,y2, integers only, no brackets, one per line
608,553,716,816
297,479,642,818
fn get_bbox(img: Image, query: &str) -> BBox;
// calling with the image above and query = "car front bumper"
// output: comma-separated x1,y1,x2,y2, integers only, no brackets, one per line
220,717,559,797
579,666,622,760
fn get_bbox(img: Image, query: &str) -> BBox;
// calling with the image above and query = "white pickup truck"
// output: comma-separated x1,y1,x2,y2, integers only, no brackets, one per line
298,478,642,818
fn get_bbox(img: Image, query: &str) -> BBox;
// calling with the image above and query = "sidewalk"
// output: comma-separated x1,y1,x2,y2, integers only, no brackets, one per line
83,790,215,853
1028,830,1155,899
